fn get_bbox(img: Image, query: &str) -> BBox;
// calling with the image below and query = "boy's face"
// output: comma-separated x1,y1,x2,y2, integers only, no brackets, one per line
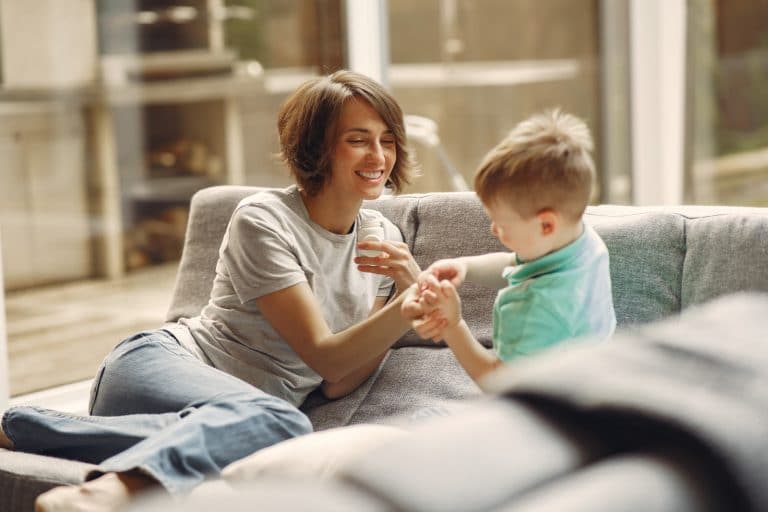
483,200,551,261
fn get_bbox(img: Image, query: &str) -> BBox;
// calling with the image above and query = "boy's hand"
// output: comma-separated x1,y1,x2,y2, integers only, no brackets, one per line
411,275,463,342
423,258,467,288
401,281,448,341
422,276,462,327
412,311,449,341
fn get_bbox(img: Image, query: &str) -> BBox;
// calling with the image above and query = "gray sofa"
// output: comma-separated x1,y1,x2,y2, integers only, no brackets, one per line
2,186,768,511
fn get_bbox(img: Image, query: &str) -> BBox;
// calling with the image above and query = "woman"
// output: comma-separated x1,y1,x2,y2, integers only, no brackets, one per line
0,70,421,511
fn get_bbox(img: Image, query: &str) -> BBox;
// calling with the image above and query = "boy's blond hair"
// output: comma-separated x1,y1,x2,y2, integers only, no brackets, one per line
474,109,595,222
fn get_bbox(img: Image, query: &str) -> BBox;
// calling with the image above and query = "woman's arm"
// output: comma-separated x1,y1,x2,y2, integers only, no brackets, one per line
256,285,410,384
320,296,390,399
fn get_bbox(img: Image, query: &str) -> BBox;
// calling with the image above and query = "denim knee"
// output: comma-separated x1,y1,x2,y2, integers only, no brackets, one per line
225,393,313,440
266,400,314,438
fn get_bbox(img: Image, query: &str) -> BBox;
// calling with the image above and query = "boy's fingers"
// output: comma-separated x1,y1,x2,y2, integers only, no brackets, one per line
420,289,439,306
416,271,432,289
413,314,443,339
440,280,459,300
421,273,440,292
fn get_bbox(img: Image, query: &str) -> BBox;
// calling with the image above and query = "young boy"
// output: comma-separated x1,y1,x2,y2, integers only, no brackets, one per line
402,109,616,385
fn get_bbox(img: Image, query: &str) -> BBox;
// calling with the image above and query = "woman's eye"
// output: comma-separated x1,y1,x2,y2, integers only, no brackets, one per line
381,138,396,146
348,138,366,144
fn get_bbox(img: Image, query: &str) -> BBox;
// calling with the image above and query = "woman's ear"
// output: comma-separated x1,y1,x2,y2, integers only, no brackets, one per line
537,209,558,236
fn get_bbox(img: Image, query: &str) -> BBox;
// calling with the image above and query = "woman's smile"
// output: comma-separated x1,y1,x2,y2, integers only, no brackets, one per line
356,170,385,181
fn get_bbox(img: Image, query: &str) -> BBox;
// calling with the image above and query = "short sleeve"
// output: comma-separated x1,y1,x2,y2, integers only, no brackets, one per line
221,206,307,303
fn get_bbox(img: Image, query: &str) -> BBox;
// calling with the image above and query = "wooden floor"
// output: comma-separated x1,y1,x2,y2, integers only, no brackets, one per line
6,263,178,396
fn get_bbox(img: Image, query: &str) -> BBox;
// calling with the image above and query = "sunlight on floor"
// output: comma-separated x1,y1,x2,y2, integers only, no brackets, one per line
6,263,178,397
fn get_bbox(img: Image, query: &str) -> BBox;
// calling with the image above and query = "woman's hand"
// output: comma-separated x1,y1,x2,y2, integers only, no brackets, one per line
355,240,420,293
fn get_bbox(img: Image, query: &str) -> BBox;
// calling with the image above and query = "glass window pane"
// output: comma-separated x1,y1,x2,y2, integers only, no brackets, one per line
388,0,613,201
687,0,768,206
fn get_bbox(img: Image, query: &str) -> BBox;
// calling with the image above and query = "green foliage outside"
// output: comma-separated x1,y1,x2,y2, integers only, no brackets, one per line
224,0,266,64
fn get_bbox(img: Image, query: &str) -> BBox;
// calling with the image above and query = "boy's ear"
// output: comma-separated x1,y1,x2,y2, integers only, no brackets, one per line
537,209,558,236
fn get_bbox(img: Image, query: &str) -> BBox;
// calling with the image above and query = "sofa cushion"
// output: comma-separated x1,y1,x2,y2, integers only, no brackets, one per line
345,346,481,425
127,478,388,512
304,346,481,430
340,399,602,512
682,212,768,308
221,424,407,482
0,449,95,512
586,206,686,325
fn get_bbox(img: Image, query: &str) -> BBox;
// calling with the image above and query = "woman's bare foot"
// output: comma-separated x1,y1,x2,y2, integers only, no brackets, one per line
0,413,13,450
35,471,157,512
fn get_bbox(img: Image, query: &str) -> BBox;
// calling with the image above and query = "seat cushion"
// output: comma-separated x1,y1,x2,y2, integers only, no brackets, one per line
222,424,407,482
0,449,96,512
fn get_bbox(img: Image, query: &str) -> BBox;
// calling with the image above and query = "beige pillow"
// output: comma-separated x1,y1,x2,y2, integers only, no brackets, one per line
222,424,408,482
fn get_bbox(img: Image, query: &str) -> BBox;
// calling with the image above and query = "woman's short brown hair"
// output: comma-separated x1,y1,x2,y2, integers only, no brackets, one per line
277,70,417,196
474,109,595,222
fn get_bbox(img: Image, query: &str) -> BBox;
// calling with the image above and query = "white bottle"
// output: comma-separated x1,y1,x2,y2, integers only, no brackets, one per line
358,218,385,258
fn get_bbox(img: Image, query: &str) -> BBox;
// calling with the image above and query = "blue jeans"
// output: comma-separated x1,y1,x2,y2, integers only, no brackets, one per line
1,330,313,495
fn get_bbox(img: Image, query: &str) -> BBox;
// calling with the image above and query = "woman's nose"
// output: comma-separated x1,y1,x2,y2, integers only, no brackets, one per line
368,142,385,164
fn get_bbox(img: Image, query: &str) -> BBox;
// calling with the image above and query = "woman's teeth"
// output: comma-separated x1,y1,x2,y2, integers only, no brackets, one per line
357,171,383,179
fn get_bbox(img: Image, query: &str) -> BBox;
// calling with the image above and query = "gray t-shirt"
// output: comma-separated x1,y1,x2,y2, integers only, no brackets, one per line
175,185,400,407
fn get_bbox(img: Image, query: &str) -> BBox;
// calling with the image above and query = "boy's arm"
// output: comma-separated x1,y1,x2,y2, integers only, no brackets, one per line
427,253,514,290
463,252,516,289
413,279,504,384
442,319,504,384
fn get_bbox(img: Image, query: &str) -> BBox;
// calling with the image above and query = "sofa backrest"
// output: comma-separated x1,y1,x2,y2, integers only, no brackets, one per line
588,204,768,323
167,186,768,347
166,186,263,323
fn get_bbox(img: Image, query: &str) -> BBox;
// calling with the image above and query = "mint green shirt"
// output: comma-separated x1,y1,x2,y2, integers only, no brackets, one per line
493,223,616,361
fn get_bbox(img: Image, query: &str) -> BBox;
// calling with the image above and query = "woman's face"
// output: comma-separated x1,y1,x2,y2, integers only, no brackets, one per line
328,98,397,201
